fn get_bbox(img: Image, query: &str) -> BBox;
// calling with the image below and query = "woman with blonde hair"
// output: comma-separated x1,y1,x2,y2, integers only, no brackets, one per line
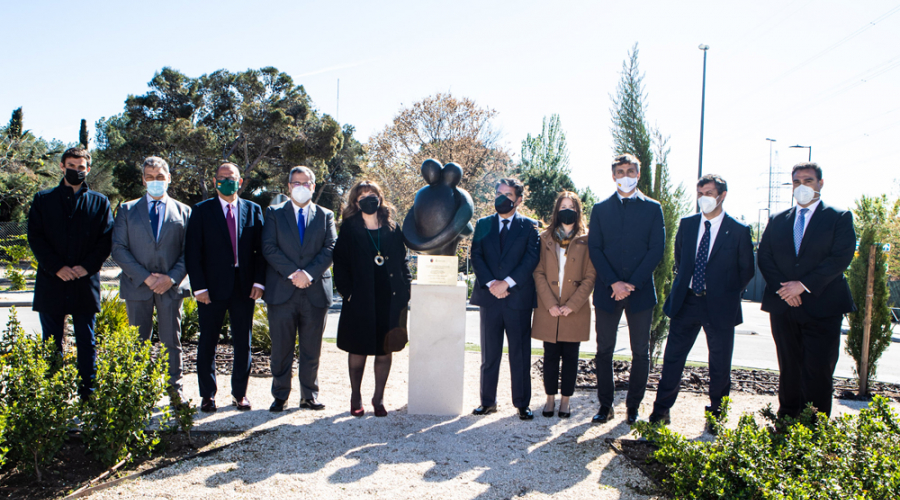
532,191,596,418
333,180,412,417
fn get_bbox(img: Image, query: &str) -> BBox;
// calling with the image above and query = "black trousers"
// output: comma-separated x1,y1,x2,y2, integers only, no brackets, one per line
653,293,735,416
39,312,96,398
769,306,842,417
543,341,579,396
594,297,652,409
196,271,255,399
479,303,533,408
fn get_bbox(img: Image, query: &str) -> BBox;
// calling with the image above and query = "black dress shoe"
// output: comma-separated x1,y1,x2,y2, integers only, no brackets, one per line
472,405,497,416
299,398,326,410
517,407,534,420
542,409,554,418
200,397,217,413
233,396,252,411
627,407,640,425
592,406,614,424
269,398,287,412
648,412,671,425
558,410,571,419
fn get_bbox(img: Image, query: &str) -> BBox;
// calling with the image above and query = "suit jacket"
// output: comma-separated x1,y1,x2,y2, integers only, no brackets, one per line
470,212,541,311
663,213,755,327
532,231,596,342
262,201,337,309
111,195,192,301
27,180,114,315
588,191,665,313
757,202,856,318
184,196,266,301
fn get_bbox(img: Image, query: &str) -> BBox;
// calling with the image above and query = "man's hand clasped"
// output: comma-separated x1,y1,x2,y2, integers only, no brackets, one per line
611,281,635,301
489,280,510,299
777,281,806,307
290,271,311,289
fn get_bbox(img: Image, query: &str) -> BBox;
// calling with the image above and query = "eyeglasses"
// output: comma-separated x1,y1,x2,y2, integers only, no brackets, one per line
289,181,314,188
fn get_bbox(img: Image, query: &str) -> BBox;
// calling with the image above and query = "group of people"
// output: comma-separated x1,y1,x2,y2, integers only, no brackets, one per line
27,147,855,426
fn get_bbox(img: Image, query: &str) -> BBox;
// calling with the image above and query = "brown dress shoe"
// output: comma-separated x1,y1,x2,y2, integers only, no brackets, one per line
200,397,217,413
233,396,252,411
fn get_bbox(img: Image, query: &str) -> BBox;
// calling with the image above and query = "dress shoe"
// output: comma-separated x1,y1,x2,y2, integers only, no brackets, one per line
558,403,571,419
350,404,365,417
372,399,388,417
517,407,534,420
233,396,252,411
592,406,614,424
200,397,217,413
627,407,640,425
299,398,326,410
472,405,497,416
648,411,671,425
542,409,555,418
269,398,287,412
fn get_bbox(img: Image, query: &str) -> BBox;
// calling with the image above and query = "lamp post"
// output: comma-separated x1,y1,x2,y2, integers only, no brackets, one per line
697,44,709,213
766,138,776,212
789,144,812,161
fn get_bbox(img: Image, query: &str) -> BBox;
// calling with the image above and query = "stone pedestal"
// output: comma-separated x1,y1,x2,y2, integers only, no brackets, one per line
407,281,467,415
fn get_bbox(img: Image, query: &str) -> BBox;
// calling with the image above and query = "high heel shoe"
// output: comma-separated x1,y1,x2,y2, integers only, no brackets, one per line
351,403,365,417
372,399,388,417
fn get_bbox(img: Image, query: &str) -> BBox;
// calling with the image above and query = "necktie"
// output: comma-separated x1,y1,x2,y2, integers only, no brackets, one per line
150,200,160,241
226,204,238,265
692,220,712,293
499,219,509,251
297,207,305,245
794,208,809,255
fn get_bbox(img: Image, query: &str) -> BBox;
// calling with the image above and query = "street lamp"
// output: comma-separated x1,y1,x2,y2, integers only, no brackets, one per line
789,144,812,162
697,44,709,213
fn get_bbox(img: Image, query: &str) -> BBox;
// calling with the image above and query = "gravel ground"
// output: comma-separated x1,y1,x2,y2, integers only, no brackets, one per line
91,343,898,500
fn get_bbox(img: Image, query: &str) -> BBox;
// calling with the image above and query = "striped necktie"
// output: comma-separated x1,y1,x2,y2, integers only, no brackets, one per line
794,208,809,255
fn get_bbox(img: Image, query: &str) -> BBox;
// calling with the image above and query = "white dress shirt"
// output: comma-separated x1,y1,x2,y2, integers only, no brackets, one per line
689,211,725,289
488,211,518,289
146,193,167,239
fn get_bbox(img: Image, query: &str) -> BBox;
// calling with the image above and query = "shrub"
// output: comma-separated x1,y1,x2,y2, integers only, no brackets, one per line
167,391,198,446
633,396,900,499
180,296,200,343
94,291,130,343
0,309,79,481
251,302,271,354
2,235,36,291
80,325,170,466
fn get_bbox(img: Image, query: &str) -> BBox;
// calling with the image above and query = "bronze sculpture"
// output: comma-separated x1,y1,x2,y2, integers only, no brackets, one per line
402,159,474,256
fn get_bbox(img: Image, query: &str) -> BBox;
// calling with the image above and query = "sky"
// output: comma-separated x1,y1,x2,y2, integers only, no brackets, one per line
3,0,900,223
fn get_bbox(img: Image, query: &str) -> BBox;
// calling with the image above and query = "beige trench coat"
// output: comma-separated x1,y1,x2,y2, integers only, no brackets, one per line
531,230,596,343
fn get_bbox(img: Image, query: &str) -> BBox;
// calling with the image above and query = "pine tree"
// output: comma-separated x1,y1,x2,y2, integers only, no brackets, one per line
519,114,576,221
610,44,653,194
79,119,89,148
7,108,23,140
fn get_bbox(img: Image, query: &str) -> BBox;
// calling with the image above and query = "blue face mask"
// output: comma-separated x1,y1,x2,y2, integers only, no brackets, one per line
146,180,168,198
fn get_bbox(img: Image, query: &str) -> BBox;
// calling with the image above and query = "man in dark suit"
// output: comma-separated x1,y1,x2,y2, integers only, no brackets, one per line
470,178,540,420
112,156,192,401
649,175,755,424
27,147,114,399
588,154,665,425
185,163,266,413
758,162,855,418
262,166,337,412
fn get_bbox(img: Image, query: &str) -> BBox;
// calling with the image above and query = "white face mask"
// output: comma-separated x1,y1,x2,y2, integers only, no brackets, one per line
697,195,720,214
793,184,818,206
291,185,312,205
615,176,638,194
146,180,168,198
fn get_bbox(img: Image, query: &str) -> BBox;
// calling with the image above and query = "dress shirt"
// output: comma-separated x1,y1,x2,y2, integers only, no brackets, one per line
616,189,638,202
487,211,518,289
194,196,263,297
290,201,314,282
146,193,167,239
689,211,725,289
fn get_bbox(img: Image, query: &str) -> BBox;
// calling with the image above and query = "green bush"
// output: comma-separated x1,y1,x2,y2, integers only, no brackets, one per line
634,396,900,499
2,237,36,291
251,302,271,353
0,308,79,481
167,390,198,446
80,325,170,466
95,291,130,343
180,296,200,343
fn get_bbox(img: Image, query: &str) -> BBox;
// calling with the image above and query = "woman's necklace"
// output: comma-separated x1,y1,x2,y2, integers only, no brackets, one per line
366,225,384,266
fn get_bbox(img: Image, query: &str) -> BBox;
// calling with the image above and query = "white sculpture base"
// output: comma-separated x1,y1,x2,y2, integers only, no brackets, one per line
407,281,468,416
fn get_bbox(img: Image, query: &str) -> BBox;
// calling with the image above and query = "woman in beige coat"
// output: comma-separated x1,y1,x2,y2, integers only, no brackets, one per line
532,192,596,418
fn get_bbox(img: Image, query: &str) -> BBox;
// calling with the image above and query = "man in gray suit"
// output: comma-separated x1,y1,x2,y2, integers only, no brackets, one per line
112,156,192,399
262,166,337,412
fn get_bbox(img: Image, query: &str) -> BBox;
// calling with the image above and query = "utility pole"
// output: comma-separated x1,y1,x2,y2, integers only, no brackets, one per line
766,138,776,213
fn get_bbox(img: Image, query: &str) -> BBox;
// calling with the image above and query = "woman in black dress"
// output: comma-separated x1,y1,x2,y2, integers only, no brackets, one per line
333,180,411,417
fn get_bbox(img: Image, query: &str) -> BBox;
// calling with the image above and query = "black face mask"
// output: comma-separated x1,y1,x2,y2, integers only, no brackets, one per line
557,208,578,225
65,168,86,186
359,196,380,215
494,195,515,214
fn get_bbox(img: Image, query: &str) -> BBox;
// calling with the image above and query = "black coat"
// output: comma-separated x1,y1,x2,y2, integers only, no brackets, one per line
758,202,856,318
27,180,114,315
588,191,665,313
184,197,266,301
333,214,411,355
469,212,540,310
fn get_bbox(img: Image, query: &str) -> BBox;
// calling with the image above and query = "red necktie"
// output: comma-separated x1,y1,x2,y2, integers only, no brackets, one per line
226,205,238,265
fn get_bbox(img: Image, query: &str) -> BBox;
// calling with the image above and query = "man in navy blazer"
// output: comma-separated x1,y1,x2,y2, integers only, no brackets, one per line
758,162,855,418
470,178,540,420
588,154,665,425
185,163,267,413
649,175,754,424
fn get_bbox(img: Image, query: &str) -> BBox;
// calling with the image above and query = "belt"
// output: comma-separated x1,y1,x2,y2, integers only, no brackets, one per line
689,289,706,297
